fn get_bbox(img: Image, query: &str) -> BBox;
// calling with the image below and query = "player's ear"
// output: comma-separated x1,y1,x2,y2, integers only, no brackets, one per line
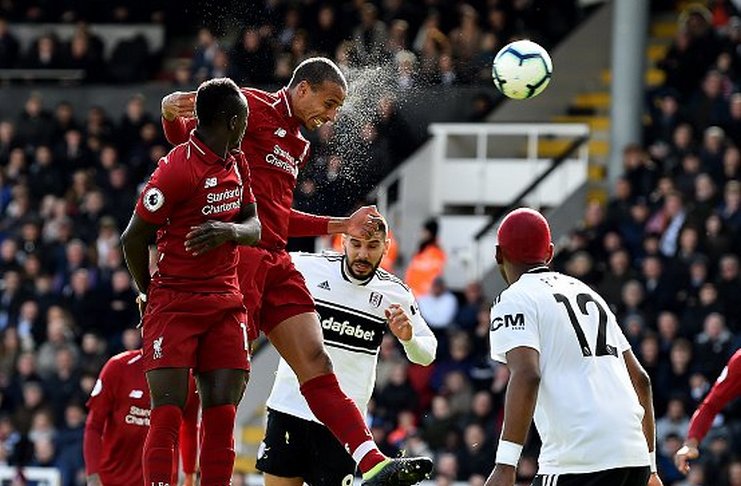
296,80,308,97
495,245,503,265
545,243,555,265
383,237,391,256
227,114,237,131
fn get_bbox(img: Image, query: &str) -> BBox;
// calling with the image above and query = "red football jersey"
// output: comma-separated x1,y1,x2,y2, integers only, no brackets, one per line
84,351,199,485
163,88,310,250
135,131,255,293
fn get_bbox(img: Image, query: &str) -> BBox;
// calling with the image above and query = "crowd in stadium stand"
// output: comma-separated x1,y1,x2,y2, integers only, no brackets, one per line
0,2,737,486
0,1,581,85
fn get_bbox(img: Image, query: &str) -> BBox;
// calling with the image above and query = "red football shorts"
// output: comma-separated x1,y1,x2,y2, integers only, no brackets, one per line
237,247,316,341
141,286,251,373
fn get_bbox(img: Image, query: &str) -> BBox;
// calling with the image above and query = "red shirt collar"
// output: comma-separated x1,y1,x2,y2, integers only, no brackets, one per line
277,87,302,130
188,130,235,167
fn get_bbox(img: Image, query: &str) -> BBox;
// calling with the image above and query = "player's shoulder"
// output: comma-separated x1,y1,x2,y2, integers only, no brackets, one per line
157,142,200,177
109,349,143,366
372,267,413,297
494,277,542,310
102,350,143,375
290,250,343,274
243,87,282,113
290,250,344,262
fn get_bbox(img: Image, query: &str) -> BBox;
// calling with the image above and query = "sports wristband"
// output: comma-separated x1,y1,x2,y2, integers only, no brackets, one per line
496,440,523,467
649,450,657,473
138,292,147,303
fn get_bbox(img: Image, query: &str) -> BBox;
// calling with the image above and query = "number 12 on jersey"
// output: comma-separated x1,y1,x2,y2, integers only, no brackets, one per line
553,293,618,358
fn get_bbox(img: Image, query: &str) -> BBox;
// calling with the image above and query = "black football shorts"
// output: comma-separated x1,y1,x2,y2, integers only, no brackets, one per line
256,408,357,486
533,466,651,486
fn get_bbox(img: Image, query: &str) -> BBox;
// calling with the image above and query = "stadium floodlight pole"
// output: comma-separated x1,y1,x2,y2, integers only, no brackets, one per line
607,0,648,193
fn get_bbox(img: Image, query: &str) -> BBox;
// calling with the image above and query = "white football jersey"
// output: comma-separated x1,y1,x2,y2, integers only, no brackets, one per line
266,252,436,422
489,268,650,475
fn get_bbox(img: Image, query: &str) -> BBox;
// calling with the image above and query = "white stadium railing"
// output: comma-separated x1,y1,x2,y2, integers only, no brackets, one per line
375,123,590,288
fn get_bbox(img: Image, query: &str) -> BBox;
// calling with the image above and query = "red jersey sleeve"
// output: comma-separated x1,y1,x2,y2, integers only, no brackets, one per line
162,117,196,146
687,350,741,442
135,154,195,226
84,359,119,475
288,209,330,237
179,376,200,474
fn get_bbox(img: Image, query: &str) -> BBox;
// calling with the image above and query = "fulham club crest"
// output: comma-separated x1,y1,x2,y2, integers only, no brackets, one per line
143,187,164,212
369,292,383,308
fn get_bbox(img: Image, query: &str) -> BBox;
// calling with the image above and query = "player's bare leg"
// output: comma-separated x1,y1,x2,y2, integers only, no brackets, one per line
145,368,191,486
264,473,304,486
197,368,249,486
268,313,432,485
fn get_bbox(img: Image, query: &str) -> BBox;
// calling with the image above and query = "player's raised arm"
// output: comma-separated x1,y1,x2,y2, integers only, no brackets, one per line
624,349,662,485
161,91,197,145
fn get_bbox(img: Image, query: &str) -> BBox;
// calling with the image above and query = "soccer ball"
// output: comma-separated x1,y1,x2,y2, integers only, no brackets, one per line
492,40,553,100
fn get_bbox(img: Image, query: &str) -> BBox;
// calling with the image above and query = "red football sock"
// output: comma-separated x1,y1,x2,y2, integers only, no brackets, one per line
143,405,182,486
300,373,386,473
199,404,237,486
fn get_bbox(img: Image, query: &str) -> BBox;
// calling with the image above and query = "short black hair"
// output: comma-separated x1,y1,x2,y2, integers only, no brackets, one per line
288,57,348,91
195,77,246,127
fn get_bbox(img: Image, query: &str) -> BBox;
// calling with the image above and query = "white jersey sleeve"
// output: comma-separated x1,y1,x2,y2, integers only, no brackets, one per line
489,288,540,363
400,298,437,365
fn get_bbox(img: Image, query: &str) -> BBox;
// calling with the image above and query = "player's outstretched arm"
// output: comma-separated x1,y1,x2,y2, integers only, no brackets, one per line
121,214,159,297
184,202,261,256
624,349,661,483
288,205,383,238
485,346,540,486
676,350,741,474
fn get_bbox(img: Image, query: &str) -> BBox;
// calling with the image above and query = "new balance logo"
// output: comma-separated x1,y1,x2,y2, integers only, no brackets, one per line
318,281,331,291
204,177,217,188
274,128,287,138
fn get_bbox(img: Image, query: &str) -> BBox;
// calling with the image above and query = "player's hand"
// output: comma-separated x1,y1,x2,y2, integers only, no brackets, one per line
162,91,196,121
386,303,412,341
86,474,103,486
484,464,515,486
185,221,236,256
674,442,699,475
135,293,147,327
647,472,664,486
347,205,383,238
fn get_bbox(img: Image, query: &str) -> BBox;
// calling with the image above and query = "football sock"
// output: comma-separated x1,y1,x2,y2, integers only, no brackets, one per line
143,404,182,486
199,404,237,486
300,373,387,473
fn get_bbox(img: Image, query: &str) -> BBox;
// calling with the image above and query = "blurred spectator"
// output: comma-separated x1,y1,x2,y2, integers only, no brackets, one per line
405,219,446,297
455,282,484,332
656,395,691,444
456,423,494,480
0,18,18,68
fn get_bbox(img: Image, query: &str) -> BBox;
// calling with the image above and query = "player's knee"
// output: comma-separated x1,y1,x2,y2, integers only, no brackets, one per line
198,369,247,407
305,345,333,374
